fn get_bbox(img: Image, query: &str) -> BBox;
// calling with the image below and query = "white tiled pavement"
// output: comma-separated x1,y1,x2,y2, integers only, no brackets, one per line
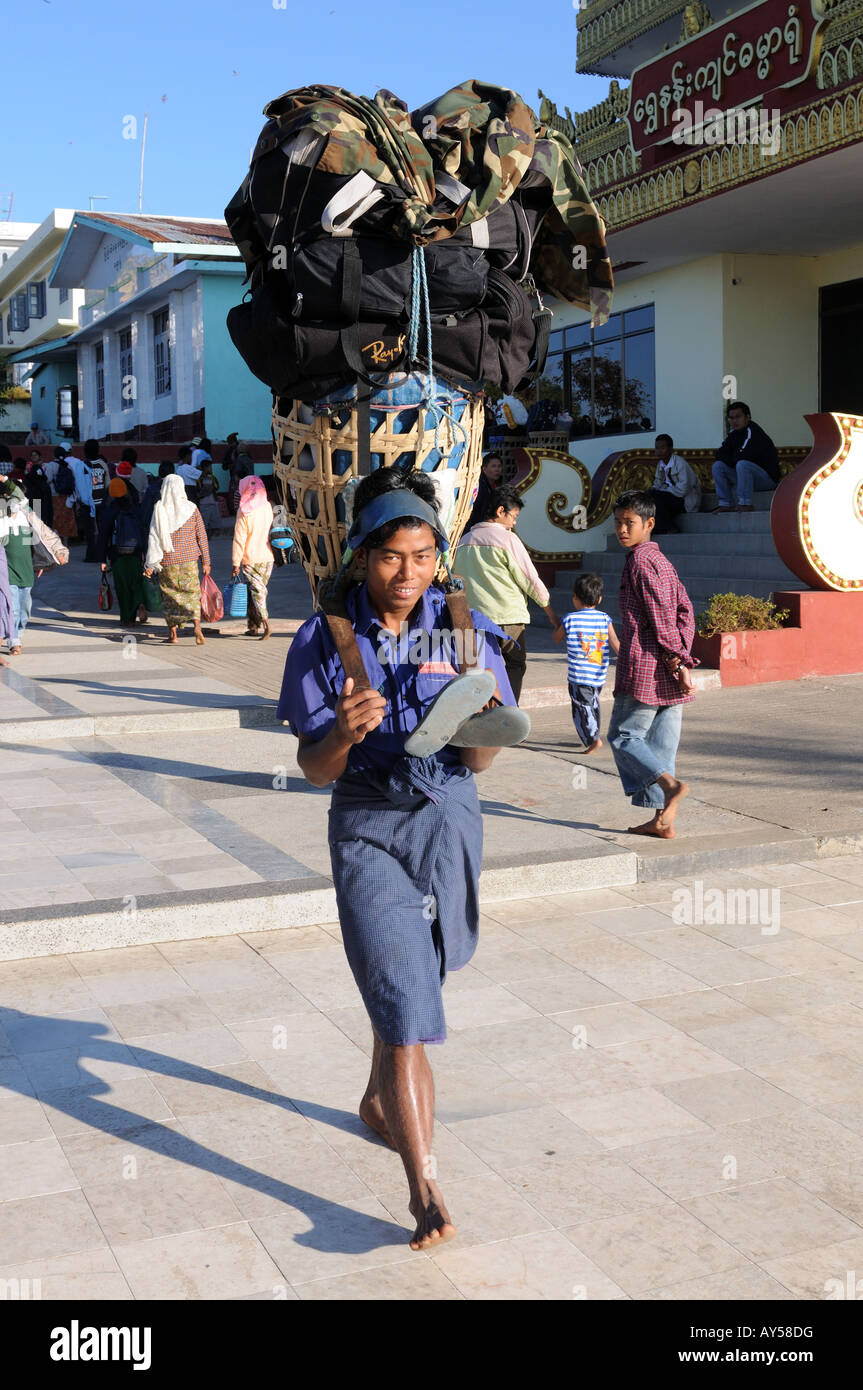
3,858,863,1300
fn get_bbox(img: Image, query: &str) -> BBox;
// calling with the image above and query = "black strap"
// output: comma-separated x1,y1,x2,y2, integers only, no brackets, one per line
339,239,363,322
356,392,371,477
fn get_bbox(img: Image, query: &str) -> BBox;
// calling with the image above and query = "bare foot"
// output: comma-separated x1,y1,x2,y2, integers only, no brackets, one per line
259,619,270,641
194,623,206,646
584,738,602,754
165,627,178,644
137,604,148,624
660,777,689,829
630,817,676,839
358,1093,395,1150
409,1190,457,1251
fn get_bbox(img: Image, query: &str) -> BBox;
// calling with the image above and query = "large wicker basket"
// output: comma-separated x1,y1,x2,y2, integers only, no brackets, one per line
272,386,485,597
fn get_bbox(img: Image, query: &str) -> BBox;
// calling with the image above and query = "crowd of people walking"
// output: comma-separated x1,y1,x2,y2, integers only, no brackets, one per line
0,433,277,651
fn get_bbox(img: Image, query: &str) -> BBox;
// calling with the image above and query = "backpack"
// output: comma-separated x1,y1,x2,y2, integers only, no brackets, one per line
112,507,142,553
55,461,75,496
88,460,108,505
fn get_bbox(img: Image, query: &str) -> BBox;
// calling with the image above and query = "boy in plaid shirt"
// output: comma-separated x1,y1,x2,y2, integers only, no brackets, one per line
608,490,696,838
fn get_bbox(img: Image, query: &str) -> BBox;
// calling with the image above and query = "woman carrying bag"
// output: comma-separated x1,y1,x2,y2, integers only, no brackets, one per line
144,474,211,646
231,474,274,640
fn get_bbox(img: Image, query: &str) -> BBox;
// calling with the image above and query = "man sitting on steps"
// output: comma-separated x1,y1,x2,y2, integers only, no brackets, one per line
711,401,780,513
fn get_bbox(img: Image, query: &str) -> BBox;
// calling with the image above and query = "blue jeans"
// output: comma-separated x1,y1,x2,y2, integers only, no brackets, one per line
712,458,776,507
8,585,32,646
569,681,602,745
608,695,683,808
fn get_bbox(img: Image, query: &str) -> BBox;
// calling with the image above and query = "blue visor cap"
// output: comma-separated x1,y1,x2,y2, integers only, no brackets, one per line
344,492,450,564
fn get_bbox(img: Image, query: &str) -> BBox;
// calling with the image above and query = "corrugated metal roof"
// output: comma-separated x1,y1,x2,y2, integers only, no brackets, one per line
84,213,233,245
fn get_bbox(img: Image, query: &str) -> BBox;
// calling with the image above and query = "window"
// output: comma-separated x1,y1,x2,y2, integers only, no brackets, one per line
153,306,171,397
95,342,105,416
119,326,134,411
28,281,47,319
533,304,655,437
9,293,28,332
59,287,69,305
58,384,78,432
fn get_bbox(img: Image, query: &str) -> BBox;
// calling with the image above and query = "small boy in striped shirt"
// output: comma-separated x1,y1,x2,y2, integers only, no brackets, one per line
553,572,619,753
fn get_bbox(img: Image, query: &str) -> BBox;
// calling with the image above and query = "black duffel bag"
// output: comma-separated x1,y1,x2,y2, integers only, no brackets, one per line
227,266,549,401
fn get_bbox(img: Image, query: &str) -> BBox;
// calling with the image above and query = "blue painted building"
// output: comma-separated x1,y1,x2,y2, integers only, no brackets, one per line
44,212,271,444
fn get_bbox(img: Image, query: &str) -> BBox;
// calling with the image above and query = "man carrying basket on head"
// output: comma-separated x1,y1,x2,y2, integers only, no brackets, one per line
279,465,526,1252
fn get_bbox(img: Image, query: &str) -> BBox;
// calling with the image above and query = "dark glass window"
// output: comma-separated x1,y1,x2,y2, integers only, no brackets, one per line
532,304,655,438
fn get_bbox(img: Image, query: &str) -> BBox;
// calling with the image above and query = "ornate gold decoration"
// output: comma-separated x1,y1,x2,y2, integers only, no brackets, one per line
578,0,703,74
511,443,807,563
683,158,702,192
593,81,863,230
680,1,714,40
583,447,808,529
538,90,577,143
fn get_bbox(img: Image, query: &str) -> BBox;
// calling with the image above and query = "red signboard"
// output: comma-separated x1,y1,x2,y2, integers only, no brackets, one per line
627,0,825,153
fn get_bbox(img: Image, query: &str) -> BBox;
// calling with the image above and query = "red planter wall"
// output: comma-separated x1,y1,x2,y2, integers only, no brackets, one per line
692,591,863,686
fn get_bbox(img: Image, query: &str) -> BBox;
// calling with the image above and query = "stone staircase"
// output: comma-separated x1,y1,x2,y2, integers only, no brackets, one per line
552,493,805,626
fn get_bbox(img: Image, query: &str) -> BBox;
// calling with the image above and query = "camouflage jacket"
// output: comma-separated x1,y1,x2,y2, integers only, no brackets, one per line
228,80,612,324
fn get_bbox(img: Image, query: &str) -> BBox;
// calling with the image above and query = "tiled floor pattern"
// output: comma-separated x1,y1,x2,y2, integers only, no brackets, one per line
3,858,863,1299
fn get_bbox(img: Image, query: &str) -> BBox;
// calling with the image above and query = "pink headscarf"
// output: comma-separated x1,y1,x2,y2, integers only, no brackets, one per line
238,475,267,515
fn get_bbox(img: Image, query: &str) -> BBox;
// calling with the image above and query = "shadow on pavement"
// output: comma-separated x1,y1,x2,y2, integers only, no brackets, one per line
0,1006,405,1254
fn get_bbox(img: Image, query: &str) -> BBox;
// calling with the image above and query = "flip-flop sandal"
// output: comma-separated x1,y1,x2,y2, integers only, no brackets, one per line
448,700,532,748
403,670,496,757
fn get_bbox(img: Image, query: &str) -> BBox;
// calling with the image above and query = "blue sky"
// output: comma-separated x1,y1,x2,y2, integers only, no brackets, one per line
4,0,611,224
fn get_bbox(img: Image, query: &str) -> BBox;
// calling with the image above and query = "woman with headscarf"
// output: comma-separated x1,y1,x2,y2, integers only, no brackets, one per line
144,473,211,645
96,478,147,627
231,474,274,640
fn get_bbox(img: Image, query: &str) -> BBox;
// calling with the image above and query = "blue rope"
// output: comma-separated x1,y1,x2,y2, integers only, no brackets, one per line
403,245,473,475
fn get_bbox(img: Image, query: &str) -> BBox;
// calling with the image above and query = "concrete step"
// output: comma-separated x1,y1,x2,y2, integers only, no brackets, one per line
678,510,774,533
653,533,780,557
563,555,798,584
0,703,281,746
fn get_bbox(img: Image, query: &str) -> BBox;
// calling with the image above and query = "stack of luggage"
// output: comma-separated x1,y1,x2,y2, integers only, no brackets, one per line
225,81,613,405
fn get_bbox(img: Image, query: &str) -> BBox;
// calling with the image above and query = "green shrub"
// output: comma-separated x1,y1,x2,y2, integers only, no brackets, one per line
696,593,790,637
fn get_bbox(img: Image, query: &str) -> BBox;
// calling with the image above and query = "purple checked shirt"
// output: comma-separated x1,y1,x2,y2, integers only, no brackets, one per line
278,582,515,777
